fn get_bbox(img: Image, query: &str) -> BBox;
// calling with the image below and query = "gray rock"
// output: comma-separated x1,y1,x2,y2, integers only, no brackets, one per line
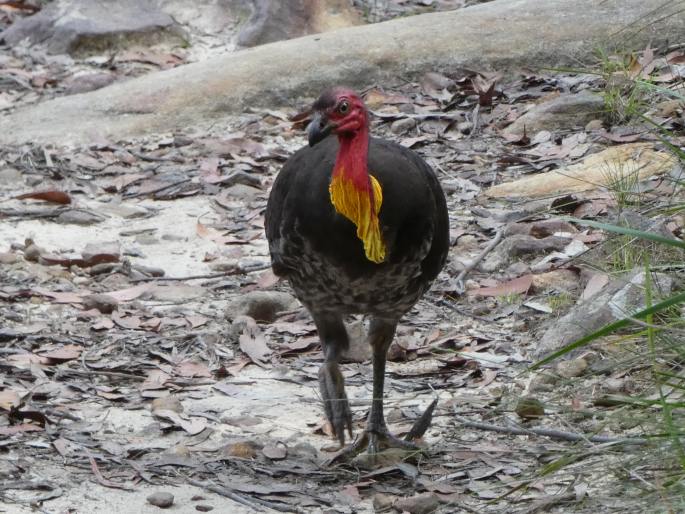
555,357,588,378
393,492,440,514
146,491,174,509
225,291,298,322
63,72,116,95
82,293,119,314
535,270,673,358
1,0,185,56
2,0,681,146
82,241,120,262
237,0,360,47
390,117,418,134
505,91,605,137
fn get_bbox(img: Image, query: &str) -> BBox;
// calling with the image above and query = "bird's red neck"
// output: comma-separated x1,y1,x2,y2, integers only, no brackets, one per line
332,128,370,190
329,123,386,263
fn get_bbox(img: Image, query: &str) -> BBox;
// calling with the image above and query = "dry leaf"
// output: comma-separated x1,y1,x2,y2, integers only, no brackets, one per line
196,222,244,245
0,389,22,410
39,344,83,362
239,319,272,366
0,424,44,436
175,360,212,378
16,190,71,204
32,288,84,304
106,283,151,302
581,272,609,300
470,275,533,297
140,369,170,391
91,317,115,331
153,409,207,435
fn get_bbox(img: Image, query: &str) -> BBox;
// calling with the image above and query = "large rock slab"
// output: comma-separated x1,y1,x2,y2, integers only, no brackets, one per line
1,0,185,56
1,0,683,145
484,143,678,198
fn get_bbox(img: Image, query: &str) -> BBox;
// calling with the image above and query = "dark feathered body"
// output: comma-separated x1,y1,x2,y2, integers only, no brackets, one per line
265,87,448,454
265,136,449,318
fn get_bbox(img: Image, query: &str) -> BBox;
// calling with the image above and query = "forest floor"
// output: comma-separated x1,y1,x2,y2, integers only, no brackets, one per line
1,2,684,514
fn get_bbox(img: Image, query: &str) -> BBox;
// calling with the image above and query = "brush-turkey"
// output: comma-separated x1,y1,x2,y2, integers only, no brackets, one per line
265,87,449,458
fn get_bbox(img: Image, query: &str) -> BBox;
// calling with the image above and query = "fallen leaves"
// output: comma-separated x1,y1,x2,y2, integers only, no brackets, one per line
470,275,533,297
238,317,272,367
15,190,71,204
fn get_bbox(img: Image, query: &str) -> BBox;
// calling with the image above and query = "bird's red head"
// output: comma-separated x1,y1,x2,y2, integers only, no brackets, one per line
307,87,369,146
300,87,385,263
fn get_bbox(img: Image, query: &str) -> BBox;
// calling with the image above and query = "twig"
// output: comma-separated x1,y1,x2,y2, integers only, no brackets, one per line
454,229,504,294
131,264,271,282
453,415,648,445
125,178,191,199
66,367,146,381
186,478,296,512
86,452,134,490
468,103,481,139
370,110,461,121
186,479,265,512
523,492,577,514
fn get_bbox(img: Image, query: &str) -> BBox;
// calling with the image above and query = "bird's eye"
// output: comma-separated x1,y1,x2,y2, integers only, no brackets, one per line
338,101,349,114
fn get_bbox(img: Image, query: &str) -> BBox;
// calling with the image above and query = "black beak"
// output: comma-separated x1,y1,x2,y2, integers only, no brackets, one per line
307,112,335,147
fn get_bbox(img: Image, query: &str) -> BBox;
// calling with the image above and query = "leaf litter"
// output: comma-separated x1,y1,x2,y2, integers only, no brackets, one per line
0,16,683,514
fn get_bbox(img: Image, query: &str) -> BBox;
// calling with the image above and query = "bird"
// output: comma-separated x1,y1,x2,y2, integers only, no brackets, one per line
265,87,449,459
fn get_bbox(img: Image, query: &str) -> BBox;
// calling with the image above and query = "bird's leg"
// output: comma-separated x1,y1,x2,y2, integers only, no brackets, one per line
365,318,419,455
331,318,426,464
312,312,353,446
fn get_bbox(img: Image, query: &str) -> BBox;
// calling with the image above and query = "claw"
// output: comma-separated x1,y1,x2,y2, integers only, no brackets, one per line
326,400,437,466
327,427,427,466
319,361,353,445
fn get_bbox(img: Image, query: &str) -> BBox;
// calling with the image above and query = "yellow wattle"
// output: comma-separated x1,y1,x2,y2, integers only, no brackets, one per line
329,171,386,263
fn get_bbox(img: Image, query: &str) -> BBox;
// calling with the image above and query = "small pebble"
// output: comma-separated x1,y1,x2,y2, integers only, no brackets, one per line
82,293,118,314
515,397,545,419
394,492,440,514
147,492,174,509
372,492,395,512
556,357,588,378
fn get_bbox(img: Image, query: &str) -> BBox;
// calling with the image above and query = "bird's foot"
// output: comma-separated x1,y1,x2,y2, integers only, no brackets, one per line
319,362,353,445
326,399,437,466
327,427,426,466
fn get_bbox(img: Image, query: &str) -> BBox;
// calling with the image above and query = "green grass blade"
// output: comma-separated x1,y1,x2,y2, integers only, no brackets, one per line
561,217,685,249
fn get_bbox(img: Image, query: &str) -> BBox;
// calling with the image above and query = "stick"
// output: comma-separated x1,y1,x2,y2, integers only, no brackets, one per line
454,229,504,294
131,264,271,282
453,415,648,445
186,479,296,512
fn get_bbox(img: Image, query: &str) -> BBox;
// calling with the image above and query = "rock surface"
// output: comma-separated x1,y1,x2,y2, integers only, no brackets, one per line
485,143,677,198
225,291,298,322
1,0,185,56
504,91,606,137
536,270,673,358
237,0,360,47
1,0,683,145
